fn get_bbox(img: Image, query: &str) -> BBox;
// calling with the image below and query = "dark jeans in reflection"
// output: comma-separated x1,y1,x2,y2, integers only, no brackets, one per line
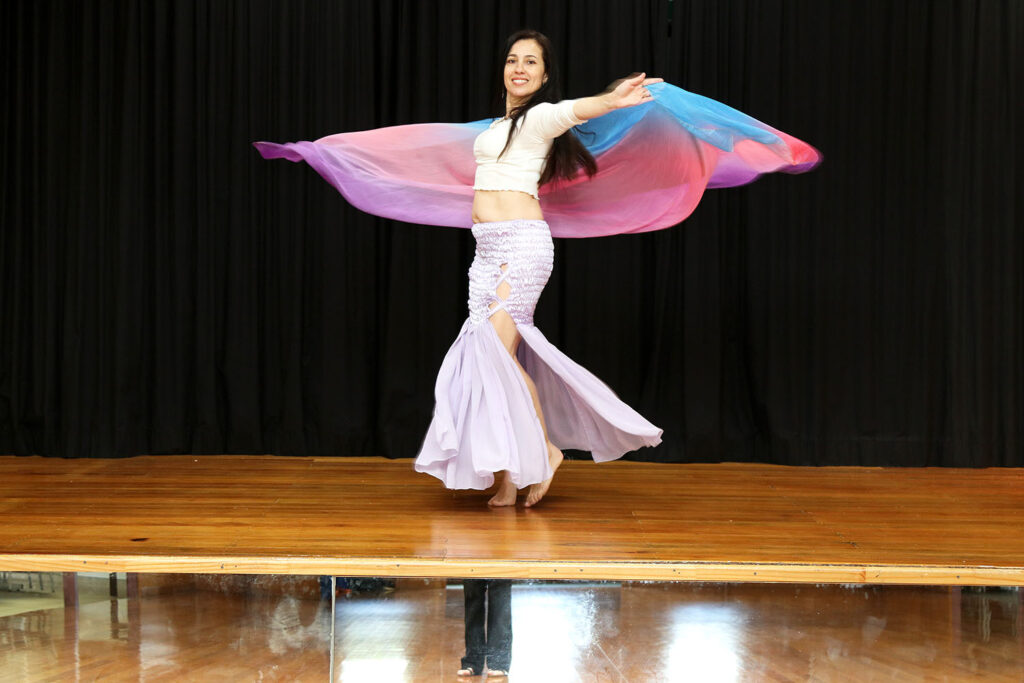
461,579,512,672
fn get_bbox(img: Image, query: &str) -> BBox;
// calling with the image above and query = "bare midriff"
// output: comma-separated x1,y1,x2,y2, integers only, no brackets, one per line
472,189,544,224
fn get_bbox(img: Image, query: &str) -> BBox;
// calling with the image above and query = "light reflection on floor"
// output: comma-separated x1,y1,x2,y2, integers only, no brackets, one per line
666,605,744,682
339,657,410,681
0,577,1021,681
505,586,603,682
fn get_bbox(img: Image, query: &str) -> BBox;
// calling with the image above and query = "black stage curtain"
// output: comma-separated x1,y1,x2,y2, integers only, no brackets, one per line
1,1,1021,465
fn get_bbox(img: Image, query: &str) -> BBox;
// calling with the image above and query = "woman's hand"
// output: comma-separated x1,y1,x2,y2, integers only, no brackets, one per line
603,72,664,109
572,72,664,121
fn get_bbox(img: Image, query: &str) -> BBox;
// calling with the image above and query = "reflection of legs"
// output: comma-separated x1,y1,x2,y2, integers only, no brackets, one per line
486,265,564,508
485,580,513,673
460,579,486,674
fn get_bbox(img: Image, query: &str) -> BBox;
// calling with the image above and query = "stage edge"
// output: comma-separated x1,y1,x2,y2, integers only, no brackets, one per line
0,555,1020,587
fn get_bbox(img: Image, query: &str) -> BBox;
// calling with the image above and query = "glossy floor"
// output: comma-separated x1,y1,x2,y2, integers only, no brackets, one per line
4,456,1024,584
1,576,1021,681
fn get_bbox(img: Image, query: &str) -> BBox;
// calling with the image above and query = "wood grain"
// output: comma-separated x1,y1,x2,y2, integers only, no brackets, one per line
1,456,1022,584
2,580,1022,681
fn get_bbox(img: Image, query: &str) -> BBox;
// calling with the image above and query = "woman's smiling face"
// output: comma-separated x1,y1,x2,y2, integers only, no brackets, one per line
504,38,547,105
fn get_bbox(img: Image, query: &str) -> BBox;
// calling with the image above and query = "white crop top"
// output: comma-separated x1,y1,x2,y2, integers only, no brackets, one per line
473,99,585,199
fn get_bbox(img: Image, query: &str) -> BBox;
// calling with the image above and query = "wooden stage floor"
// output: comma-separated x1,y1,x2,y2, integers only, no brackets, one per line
1,455,1022,586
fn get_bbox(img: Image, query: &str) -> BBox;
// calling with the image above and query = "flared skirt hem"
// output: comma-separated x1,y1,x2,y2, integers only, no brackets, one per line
414,317,662,491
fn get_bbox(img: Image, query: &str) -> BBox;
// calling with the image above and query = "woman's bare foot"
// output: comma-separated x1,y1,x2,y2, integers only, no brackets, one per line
487,473,517,507
524,444,563,507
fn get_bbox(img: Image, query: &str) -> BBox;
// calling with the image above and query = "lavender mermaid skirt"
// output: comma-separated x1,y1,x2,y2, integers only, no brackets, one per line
414,219,663,490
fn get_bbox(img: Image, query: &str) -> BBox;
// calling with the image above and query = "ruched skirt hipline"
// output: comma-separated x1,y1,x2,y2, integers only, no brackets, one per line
413,219,662,490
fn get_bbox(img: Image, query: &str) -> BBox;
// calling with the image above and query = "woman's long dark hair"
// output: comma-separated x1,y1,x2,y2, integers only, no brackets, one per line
496,29,597,186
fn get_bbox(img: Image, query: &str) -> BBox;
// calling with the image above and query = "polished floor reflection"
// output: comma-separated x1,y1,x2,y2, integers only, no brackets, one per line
0,576,1021,681
1,574,330,682
5,456,1023,585
333,581,1024,681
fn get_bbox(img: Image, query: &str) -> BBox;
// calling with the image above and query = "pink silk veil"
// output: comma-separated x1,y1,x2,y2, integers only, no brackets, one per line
254,82,821,237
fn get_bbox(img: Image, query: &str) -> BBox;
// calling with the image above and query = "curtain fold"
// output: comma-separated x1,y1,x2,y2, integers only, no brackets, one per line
1,0,1020,465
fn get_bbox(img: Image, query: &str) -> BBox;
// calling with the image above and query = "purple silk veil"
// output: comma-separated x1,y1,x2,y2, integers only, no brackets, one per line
254,82,820,237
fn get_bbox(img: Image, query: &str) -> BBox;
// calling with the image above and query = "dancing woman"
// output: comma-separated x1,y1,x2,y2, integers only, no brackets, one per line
416,29,665,509
254,30,820,510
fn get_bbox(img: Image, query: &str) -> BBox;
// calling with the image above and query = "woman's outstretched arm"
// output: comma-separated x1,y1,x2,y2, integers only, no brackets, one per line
572,72,664,121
